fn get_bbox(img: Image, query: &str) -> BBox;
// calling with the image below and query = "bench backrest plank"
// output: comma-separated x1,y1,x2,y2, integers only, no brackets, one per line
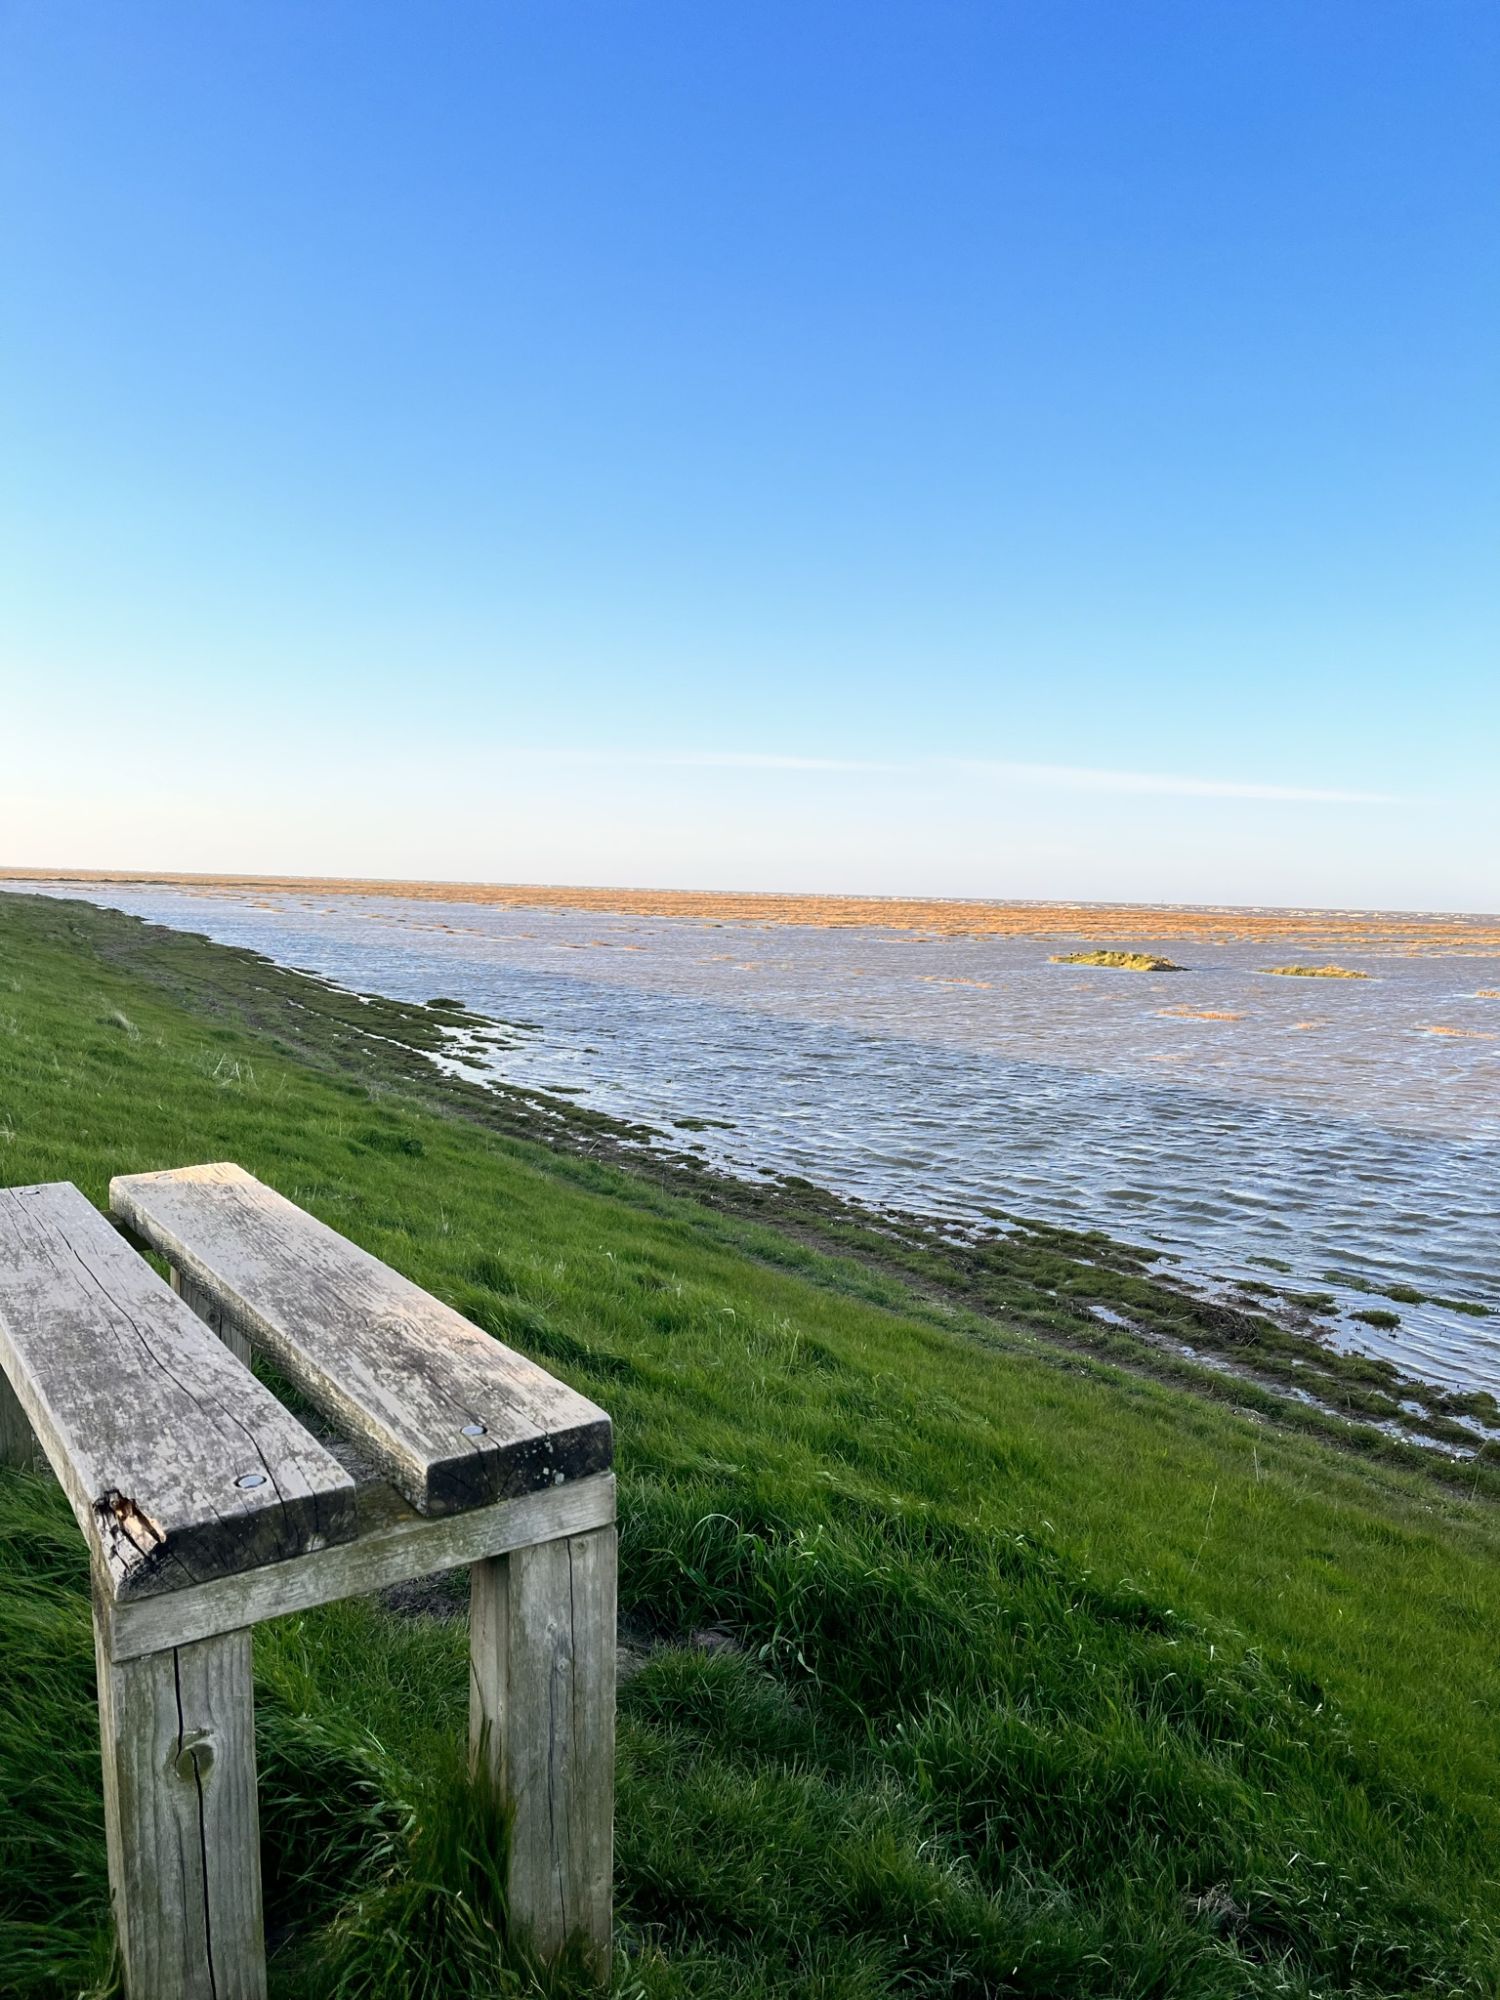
0,1182,358,1599
111,1164,613,1516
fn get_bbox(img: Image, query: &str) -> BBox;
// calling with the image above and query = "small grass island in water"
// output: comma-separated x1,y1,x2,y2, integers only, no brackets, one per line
1050,949,1185,971
1262,963,1371,979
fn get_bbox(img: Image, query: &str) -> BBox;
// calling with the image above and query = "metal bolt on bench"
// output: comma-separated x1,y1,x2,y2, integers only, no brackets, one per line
0,1165,616,2000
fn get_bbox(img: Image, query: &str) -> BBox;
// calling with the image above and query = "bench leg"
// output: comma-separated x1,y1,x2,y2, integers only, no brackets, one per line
469,1524,616,1978
0,1368,44,1473
94,1614,267,2000
170,1266,254,1366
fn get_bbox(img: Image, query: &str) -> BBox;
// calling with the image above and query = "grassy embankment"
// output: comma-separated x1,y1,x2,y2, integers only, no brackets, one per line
0,892,1497,1999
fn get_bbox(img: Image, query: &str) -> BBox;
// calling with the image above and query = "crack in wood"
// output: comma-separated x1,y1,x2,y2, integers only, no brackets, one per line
173,1649,221,2000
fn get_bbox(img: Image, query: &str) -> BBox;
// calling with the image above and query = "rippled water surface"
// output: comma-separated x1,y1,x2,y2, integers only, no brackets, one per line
19,883,1500,1395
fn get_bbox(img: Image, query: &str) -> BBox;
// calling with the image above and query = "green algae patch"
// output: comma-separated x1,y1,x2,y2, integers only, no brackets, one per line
1050,950,1185,971
1262,963,1371,979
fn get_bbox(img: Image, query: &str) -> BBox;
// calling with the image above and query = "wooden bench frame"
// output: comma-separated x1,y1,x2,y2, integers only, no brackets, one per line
0,1169,616,2000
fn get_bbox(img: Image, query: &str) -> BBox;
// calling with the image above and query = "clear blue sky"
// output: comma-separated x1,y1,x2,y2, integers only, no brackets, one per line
3,3,1496,908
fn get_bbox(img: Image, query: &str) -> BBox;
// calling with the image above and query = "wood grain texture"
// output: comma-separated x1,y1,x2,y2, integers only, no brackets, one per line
105,1472,616,1661
0,1182,358,1599
470,1525,616,1976
111,1164,613,1516
94,1618,267,2000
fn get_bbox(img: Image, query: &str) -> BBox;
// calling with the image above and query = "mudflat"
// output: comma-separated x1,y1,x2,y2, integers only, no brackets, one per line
4,869,1498,953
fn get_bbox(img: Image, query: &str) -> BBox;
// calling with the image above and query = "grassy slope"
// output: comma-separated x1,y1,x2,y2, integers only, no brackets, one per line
0,893,1495,1999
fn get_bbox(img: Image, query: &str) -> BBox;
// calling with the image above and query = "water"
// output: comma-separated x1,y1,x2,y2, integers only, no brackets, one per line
16,881,1499,1397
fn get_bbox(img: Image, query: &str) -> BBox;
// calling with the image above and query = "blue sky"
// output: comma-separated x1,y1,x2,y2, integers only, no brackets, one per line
3,3,1496,908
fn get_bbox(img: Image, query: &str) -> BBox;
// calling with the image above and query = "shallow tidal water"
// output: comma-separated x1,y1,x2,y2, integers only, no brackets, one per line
19,882,1500,1398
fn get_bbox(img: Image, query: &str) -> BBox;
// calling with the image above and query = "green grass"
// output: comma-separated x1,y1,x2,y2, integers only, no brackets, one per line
1048,950,1185,971
1,893,1497,1997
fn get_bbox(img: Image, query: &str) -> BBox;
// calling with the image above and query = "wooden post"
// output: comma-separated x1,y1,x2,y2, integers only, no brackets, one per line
171,1266,253,1366
470,1525,617,1978
94,1612,267,2000
0,1365,43,1472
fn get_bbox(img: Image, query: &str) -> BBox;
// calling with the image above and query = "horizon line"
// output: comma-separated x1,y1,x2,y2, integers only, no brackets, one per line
2,868,1492,925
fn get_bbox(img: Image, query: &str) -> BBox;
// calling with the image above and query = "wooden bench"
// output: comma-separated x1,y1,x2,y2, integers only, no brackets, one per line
0,1165,616,2000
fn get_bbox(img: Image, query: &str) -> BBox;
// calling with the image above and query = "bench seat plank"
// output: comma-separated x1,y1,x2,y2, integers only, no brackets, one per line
111,1164,613,1516
0,1182,358,1599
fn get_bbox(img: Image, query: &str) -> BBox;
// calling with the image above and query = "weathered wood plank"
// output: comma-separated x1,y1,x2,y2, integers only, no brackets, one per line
111,1164,613,1515
94,1617,267,2000
0,1181,358,1599
470,1524,616,1975
104,1471,616,1661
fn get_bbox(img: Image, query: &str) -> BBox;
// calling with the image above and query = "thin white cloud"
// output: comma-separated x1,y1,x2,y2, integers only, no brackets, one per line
515,747,891,773
655,751,891,773
512,747,1398,804
949,760,1400,804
